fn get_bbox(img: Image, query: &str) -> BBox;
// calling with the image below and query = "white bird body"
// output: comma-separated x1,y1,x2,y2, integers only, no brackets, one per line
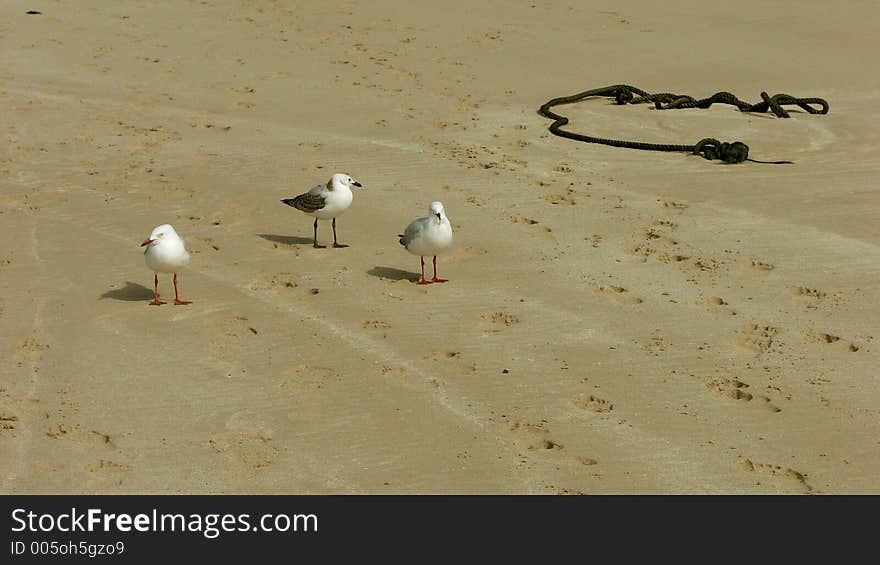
141,223,192,305
144,224,190,273
308,182,353,220
400,205,453,256
281,172,362,247
400,201,453,284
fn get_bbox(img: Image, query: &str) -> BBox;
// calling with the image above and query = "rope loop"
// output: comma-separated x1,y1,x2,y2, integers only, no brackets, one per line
538,85,829,164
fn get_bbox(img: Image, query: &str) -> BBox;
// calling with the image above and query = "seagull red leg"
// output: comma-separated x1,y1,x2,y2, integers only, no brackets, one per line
313,218,326,248
173,273,191,305
332,218,348,248
417,256,432,285
149,273,166,305
431,256,448,283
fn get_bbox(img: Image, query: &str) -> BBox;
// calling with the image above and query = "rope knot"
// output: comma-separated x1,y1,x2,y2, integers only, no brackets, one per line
694,139,749,163
614,88,634,105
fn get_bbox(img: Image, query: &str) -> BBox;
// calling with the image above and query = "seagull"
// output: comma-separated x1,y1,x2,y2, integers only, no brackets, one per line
399,201,453,285
141,224,191,305
281,172,362,248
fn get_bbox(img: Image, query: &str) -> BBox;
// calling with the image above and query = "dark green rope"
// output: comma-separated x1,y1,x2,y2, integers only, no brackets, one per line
538,84,829,164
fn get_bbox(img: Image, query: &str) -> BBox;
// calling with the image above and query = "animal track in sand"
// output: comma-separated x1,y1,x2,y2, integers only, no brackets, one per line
706,378,780,412
423,351,461,361
543,191,576,205
249,272,297,292
509,215,540,225
625,223,688,264
85,459,131,490
507,420,563,451
574,395,613,413
790,286,827,309
803,332,859,352
217,316,260,338
736,324,778,353
592,284,643,305
692,258,723,272
659,200,688,211
279,365,338,390
207,432,278,469
530,439,564,450
634,227,678,245
190,236,220,253
697,296,737,316
736,458,812,493
744,259,775,272
481,311,520,331
790,286,825,299
14,338,48,367
363,320,391,329
651,220,679,230
85,459,130,473
46,424,113,447
0,414,18,433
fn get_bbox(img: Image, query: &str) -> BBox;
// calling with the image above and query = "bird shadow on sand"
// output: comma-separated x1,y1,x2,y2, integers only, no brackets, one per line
100,281,154,301
367,266,419,282
257,233,314,246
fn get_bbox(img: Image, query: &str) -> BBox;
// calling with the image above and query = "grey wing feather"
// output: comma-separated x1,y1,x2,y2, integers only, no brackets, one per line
281,184,326,213
399,217,426,248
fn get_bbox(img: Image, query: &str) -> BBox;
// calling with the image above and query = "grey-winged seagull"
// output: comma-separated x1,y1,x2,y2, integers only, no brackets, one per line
281,172,363,248
399,201,453,285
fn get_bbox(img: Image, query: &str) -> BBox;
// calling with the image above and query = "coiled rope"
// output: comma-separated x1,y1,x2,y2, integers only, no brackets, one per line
538,84,829,164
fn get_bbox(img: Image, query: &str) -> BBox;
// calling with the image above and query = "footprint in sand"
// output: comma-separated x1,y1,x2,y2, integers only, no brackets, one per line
743,259,775,273
790,286,826,300
249,272,298,292
658,200,688,212
509,215,540,226
736,324,778,353
218,315,260,338
736,458,812,493
706,378,780,412
507,420,563,451
697,296,737,316
543,191,576,206
204,411,279,470
85,459,131,490
189,236,220,253
279,365,339,390
0,413,18,434
14,338,49,367
573,395,613,413
46,423,114,447
651,220,679,230
481,311,520,332
207,432,278,469
803,331,859,352
592,284,643,305
423,351,462,361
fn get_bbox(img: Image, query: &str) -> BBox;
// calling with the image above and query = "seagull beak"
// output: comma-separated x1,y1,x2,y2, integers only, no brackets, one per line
141,239,154,247
352,181,362,187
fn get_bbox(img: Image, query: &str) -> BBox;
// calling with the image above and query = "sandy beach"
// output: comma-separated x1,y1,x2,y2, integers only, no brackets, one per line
1,1,878,494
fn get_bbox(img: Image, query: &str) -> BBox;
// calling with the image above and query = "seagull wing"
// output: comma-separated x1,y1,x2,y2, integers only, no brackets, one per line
281,184,327,213
400,217,427,248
